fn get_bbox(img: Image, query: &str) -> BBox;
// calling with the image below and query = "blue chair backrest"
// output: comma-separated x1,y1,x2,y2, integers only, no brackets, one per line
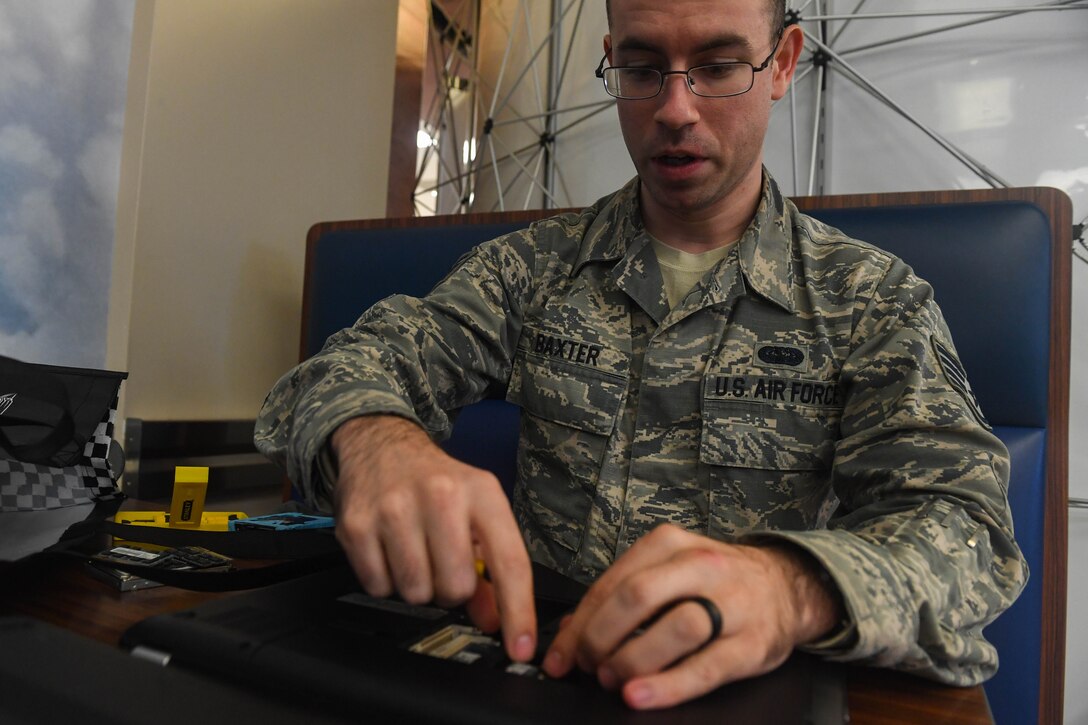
303,189,1068,725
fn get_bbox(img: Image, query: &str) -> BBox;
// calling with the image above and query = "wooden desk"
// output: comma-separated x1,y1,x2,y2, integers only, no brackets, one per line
1,553,991,725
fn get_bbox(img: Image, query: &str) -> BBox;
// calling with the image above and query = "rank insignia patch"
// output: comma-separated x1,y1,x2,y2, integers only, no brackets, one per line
932,336,990,430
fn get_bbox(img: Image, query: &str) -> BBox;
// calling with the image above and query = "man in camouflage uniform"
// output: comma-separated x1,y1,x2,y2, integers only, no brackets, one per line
256,0,1026,710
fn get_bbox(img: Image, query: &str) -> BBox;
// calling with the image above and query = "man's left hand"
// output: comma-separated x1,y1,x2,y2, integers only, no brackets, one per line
541,524,843,710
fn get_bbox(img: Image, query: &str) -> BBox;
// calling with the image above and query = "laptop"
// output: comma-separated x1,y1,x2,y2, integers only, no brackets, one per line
120,562,847,724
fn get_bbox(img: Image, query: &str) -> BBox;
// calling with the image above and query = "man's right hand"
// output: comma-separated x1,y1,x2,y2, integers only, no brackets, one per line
330,415,537,663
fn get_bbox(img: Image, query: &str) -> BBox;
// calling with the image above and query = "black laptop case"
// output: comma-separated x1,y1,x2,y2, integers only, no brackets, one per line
119,563,846,724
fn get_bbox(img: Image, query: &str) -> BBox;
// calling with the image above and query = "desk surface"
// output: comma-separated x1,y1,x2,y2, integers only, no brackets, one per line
2,490,994,725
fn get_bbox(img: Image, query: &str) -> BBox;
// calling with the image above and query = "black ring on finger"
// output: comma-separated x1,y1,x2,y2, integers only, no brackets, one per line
675,596,722,650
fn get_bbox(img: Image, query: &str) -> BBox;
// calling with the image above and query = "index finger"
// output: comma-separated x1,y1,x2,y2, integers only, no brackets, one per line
471,496,536,662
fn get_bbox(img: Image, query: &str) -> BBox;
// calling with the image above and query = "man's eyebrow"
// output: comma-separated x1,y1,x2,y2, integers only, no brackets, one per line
615,33,754,56
614,38,664,54
692,33,753,55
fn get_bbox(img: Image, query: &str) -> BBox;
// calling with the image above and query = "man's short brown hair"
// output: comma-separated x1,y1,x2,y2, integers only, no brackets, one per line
605,0,786,42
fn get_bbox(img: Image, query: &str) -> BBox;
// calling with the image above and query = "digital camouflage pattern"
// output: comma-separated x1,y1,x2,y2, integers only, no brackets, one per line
255,169,1026,686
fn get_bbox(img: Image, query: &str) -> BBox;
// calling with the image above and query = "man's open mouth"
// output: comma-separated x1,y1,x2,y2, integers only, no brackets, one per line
657,155,698,166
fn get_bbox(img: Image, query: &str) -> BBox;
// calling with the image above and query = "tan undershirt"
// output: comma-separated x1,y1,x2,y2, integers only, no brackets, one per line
651,238,736,309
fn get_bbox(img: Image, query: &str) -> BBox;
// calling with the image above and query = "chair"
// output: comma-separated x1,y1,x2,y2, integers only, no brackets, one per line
301,187,1071,724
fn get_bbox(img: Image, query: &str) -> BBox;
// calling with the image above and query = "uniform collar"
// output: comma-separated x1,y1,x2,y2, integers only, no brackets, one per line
573,176,645,273
572,169,797,315
736,170,796,314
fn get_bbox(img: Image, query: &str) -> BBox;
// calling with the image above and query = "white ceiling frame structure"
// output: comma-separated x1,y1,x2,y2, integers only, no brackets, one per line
787,0,1088,195
412,0,1088,243
413,0,612,216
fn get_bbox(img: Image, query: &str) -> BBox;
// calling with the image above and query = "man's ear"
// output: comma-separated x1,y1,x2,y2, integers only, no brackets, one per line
603,34,613,63
770,24,804,101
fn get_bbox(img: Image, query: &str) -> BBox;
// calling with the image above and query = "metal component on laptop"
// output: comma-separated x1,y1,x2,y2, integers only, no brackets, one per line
130,645,172,667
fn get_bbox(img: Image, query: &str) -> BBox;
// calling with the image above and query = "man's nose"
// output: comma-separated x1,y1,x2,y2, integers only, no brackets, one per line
653,73,700,129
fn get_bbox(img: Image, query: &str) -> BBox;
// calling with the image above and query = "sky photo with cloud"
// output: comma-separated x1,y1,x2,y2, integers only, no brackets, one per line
0,0,134,367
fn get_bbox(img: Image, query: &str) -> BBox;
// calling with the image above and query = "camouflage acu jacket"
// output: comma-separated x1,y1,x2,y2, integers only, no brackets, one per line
255,170,1026,686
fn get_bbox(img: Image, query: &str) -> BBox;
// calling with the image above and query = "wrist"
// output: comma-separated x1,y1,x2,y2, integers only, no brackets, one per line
760,544,845,645
330,414,429,465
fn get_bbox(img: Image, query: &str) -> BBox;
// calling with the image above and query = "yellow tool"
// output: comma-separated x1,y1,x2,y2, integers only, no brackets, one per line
168,466,209,527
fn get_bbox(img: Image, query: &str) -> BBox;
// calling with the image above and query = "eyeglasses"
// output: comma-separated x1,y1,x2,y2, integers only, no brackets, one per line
595,35,781,100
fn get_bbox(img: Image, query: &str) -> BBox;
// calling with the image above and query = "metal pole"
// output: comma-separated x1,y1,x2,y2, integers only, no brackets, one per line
491,0,580,121
807,66,825,195
789,82,800,195
807,35,1010,188
487,134,506,212
491,133,563,207
522,0,548,129
802,4,1088,22
527,150,547,209
544,0,563,208
551,0,587,111
466,0,482,211
488,100,615,128
806,0,828,195
839,0,1087,56
549,100,617,137
490,145,541,212
830,0,868,47
487,0,519,119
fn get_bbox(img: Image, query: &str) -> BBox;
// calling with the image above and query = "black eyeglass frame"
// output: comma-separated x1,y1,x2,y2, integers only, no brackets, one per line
595,33,783,100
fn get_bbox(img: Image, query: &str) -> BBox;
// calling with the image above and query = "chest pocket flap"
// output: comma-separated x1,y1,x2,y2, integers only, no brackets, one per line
507,328,628,435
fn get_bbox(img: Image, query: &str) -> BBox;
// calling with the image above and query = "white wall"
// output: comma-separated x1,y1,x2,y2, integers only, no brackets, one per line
108,0,398,420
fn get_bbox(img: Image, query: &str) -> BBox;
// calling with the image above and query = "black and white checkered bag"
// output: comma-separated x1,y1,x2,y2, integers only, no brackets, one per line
0,356,127,513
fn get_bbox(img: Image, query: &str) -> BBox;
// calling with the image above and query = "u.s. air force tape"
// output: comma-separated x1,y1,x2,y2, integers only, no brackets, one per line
932,336,991,430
